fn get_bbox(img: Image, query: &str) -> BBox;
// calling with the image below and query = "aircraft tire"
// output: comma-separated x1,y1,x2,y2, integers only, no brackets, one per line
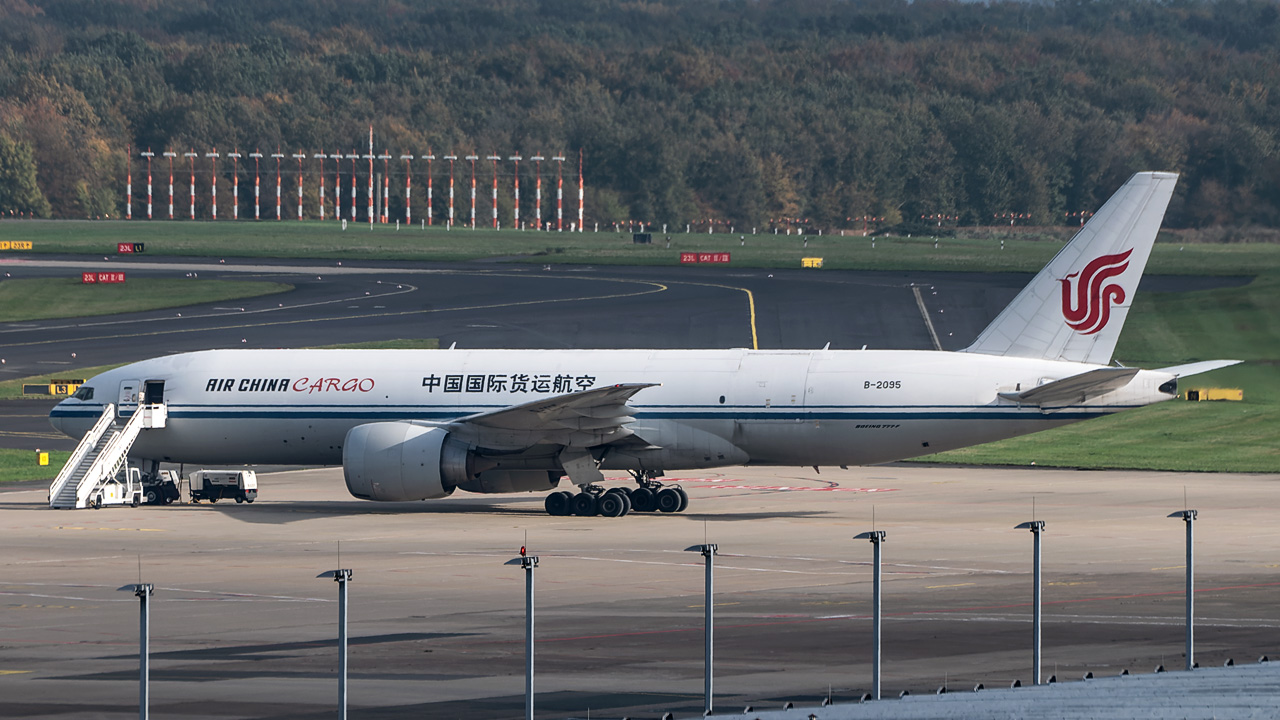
656,488,682,513
674,486,689,512
598,492,625,517
630,487,656,512
545,491,572,516
571,492,598,517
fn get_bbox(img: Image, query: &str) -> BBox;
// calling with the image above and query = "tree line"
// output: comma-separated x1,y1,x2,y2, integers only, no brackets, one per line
2,0,1280,232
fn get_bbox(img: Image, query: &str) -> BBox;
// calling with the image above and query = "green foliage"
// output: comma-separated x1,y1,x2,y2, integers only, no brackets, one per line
4,1,1280,228
0,131,51,217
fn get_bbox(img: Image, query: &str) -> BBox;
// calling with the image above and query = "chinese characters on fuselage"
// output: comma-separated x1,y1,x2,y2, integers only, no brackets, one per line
422,373,596,394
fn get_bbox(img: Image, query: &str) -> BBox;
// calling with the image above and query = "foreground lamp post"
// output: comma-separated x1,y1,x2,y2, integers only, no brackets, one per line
1015,520,1046,685
317,569,353,720
117,582,154,720
504,553,539,720
685,543,718,714
854,530,886,699
1169,509,1197,671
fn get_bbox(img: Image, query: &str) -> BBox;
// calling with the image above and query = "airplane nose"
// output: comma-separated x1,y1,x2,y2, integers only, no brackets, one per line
49,401,66,435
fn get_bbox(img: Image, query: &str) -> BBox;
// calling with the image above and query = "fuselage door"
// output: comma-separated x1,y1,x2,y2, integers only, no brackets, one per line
118,379,141,419
144,380,165,405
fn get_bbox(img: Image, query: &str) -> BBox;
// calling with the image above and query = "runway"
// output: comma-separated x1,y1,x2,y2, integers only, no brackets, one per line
1,464,1277,719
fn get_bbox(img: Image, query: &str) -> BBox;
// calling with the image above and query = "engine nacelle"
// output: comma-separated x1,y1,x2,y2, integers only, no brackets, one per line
343,423,472,501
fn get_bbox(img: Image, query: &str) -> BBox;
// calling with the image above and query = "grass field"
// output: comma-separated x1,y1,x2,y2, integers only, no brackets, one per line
0,277,293,322
0,449,71,484
3,218,1276,275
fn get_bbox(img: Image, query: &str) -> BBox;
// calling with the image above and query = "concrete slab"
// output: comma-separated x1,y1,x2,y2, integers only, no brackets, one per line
1,464,1277,718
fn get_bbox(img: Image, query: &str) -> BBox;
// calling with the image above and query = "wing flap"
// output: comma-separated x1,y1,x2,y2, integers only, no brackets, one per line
457,383,657,433
999,367,1139,407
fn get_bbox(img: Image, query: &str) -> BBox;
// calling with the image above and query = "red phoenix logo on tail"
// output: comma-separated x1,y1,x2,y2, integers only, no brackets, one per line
1059,249,1132,335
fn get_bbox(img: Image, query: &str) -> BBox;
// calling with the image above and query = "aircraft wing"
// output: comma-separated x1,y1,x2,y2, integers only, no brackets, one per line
1154,359,1241,377
999,367,1139,407
448,383,658,447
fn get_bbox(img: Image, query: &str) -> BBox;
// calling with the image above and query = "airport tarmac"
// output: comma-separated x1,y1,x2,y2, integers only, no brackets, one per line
2,464,1277,719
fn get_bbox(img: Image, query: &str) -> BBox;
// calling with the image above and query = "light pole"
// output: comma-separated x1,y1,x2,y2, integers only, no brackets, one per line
854,530,886,700
346,152,358,222
400,154,414,224
163,151,176,219
466,154,479,228
329,153,344,220
228,151,241,220
509,154,522,229
504,553,539,720
271,150,285,220
183,151,197,220
126,143,132,219
553,155,565,231
250,151,263,220
205,150,219,219
140,149,154,219
1169,509,1197,671
1015,520,1046,685
315,152,328,220
317,569,353,720
530,154,544,230
444,154,457,228
488,154,501,228
424,150,434,225
293,153,307,220
685,543,718,715
117,582,154,720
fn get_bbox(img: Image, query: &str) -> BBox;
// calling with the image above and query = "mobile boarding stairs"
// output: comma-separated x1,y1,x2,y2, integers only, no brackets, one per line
48,403,166,509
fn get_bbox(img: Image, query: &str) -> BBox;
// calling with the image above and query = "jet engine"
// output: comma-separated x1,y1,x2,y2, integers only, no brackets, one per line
343,423,476,501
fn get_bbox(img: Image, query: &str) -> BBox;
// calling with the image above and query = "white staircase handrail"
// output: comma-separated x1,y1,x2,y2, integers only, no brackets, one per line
49,403,115,506
75,404,151,508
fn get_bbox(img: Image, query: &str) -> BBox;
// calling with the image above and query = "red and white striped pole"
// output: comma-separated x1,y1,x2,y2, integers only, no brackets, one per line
348,152,357,221
466,154,478,228
487,153,500,228
425,150,434,226
380,151,391,223
206,149,219,219
553,154,565,231
250,151,262,220
184,151,196,220
444,153,457,228
578,148,585,232
126,144,132,220
365,127,374,227
228,151,241,219
330,153,344,219
531,154,544,230
272,150,285,220
400,154,414,224
141,148,154,219
293,153,306,220
315,151,327,220
509,154,522,229
163,151,176,219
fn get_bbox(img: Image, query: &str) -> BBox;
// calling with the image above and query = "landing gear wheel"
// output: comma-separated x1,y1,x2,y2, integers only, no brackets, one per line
604,488,632,516
571,492,598,517
545,491,573,516
630,487,656,512
674,486,689,512
598,492,626,517
656,487,683,513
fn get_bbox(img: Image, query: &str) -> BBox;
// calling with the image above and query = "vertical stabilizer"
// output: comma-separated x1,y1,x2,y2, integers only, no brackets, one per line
963,171,1178,365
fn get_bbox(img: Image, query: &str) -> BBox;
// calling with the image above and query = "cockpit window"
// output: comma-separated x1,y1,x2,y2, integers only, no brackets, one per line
72,385,94,401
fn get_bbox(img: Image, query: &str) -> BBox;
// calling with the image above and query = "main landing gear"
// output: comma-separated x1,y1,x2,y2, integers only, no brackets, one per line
543,472,688,518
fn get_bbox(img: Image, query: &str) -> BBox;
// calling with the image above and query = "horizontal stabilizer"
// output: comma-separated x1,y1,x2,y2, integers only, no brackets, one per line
1155,359,1242,378
999,367,1139,407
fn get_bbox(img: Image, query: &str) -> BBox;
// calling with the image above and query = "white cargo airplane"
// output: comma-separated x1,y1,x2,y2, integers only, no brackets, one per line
51,172,1238,517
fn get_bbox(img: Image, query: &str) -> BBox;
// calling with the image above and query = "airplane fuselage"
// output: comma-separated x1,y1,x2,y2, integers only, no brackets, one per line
51,348,1176,470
